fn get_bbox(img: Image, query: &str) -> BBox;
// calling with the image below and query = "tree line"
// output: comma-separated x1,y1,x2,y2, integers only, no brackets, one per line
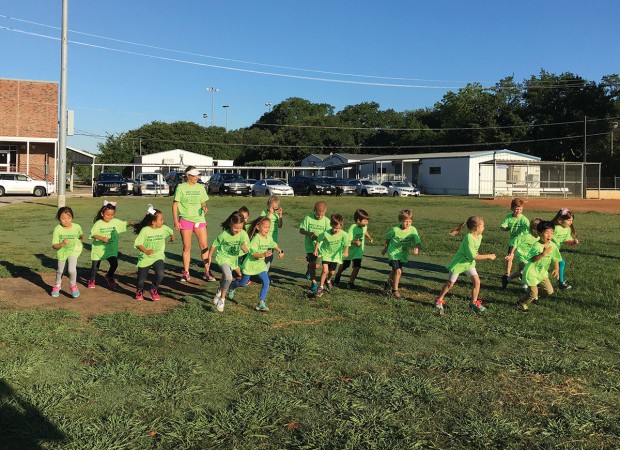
97,70,620,176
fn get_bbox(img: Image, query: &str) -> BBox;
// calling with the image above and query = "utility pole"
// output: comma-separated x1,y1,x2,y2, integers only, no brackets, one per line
57,0,69,207
583,115,587,163
206,87,219,126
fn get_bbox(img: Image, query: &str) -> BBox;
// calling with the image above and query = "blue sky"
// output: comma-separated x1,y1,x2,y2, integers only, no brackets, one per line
0,1,617,152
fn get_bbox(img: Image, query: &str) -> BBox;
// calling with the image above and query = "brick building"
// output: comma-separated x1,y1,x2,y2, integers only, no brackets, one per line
0,78,58,184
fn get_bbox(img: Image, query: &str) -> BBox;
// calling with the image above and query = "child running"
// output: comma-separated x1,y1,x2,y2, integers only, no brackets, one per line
313,214,351,298
260,195,283,271
515,220,562,313
334,209,373,289
132,205,175,301
434,216,496,315
503,218,541,292
551,208,579,290
501,198,529,288
299,201,330,293
88,200,128,289
227,216,284,312
381,209,421,299
50,206,83,298
207,212,250,312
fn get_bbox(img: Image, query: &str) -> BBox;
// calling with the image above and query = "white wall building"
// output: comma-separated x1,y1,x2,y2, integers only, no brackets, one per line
133,149,233,175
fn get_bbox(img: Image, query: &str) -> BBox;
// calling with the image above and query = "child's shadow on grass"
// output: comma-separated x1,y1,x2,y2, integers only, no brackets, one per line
0,380,65,449
2,257,52,294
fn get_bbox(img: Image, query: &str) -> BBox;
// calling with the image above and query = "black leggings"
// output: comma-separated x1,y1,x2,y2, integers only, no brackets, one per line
137,260,165,290
90,257,118,280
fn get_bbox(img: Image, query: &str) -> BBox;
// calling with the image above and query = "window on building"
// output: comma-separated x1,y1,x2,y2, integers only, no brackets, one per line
429,167,441,175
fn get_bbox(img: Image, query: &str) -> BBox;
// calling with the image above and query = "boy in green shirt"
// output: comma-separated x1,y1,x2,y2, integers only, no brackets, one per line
313,214,351,298
501,198,529,288
259,195,283,271
299,201,330,293
334,209,373,289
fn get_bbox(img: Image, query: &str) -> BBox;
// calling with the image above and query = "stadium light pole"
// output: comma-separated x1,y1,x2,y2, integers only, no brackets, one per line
57,0,69,207
202,113,208,127
265,102,272,112
222,105,230,131
206,87,219,126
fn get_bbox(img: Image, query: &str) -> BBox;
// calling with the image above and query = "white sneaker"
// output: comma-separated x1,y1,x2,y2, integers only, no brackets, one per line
212,291,221,305
216,296,225,312
521,284,529,293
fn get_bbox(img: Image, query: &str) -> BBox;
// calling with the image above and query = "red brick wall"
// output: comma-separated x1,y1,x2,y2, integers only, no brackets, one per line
15,143,56,183
0,78,58,138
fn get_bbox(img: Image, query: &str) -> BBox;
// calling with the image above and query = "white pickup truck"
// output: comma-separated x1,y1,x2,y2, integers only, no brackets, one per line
132,173,168,196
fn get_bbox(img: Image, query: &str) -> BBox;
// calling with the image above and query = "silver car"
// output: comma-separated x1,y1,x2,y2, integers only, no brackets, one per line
382,181,421,197
252,179,294,196
354,179,389,196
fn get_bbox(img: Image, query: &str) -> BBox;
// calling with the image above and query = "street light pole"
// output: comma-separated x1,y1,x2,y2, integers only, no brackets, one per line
57,0,69,207
222,105,230,131
206,87,219,126
203,113,208,127
265,102,272,112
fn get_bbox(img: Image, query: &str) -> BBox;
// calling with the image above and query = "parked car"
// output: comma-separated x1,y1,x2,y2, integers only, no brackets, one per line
246,178,258,187
208,173,251,196
323,177,356,196
382,181,421,197
0,172,54,197
352,179,389,197
252,179,294,197
164,171,185,196
93,172,128,197
133,172,168,196
289,176,336,196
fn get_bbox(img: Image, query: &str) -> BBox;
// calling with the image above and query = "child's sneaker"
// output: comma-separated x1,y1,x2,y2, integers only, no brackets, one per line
501,274,510,289
469,299,487,313
150,288,160,301
310,281,319,293
558,281,572,290
391,289,401,299
347,282,356,290
50,285,61,297
180,270,190,282
514,302,529,313
203,270,217,282
532,298,539,306
87,279,96,289
521,284,529,293
70,284,80,298
212,291,222,305
435,297,446,315
334,275,341,285
326,281,333,292
314,287,324,298
135,289,144,300
255,300,269,312
216,296,225,312
104,274,118,290
227,289,235,300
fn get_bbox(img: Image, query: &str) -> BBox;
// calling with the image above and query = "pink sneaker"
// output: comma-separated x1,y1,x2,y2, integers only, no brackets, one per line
70,284,80,298
87,279,96,289
180,270,190,282
150,288,160,301
51,285,60,297
135,289,144,300
104,274,118,290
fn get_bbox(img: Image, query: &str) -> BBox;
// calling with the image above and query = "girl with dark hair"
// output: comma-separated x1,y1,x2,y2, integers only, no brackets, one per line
434,216,496,315
133,204,175,301
207,211,250,312
551,208,579,290
88,200,128,290
50,206,83,298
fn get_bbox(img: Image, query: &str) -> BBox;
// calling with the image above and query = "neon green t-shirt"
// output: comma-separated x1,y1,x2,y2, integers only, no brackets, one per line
260,209,281,243
522,241,562,286
316,230,351,264
299,213,330,253
552,225,572,247
241,234,277,276
344,224,367,261
501,213,530,246
382,226,421,263
212,229,250,270
513,233,539,265
446,233,481,274
90,218,128,261
52,223,83,261
174,182,209,223
134,225,174,268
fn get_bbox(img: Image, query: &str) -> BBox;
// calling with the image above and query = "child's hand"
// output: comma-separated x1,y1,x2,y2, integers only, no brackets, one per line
505,254,513,261
61,238,69,247
381,248,387,256
552,268,559,279
103,237,110,243
277,208,283,218
310,232,317,241
489,254,497,261
169,236,175,243
353,240,361,246
413,247,419,255
278,251,284,260
343,250,349,258
313,250,319,257
265,250,273,258
145,249,155,256
202,206,208,215
174,220,181,231
368,237,374,244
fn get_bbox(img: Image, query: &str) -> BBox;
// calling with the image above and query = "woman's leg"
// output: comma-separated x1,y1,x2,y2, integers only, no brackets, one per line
180,229,194,272
194,227,209,271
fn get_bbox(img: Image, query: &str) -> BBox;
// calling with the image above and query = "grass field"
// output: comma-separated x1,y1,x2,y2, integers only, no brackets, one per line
1,195,619,449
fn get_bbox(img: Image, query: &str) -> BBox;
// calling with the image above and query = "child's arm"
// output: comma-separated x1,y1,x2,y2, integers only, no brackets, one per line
79,234,84,241
92,234,110,243
201,202,208,215
381,239,390,256
343,245,350,259
275,245,284,260
313,241,320,257
52,239,69,250
551,261,560,279
277,208,283,228
475,253,497,261
530,245,552,262
252,249,271,259
412,243,421,255
137,244,155,256
300,228,317,240
241,242,249,254
365,231,374,244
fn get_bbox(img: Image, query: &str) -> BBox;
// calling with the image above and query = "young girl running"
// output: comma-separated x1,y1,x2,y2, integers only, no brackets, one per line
313,214,351,298
88,200,129,289
260,195,283,271
334,209,373,289
381,209,421,299
434,216,496,315
234,206,250,280
207,212,250,312
132,205,175,301
51,206,83,298
227,216,284,312
551,208,579,290
503,218,541,291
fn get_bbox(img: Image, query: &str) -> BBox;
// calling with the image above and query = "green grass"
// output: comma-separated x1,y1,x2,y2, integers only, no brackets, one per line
1,196,619,449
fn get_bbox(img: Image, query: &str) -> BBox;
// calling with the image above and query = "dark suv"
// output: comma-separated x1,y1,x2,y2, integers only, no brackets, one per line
93,172,128,197
208,173,251,196
164,171,185,196
289,176,336,196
